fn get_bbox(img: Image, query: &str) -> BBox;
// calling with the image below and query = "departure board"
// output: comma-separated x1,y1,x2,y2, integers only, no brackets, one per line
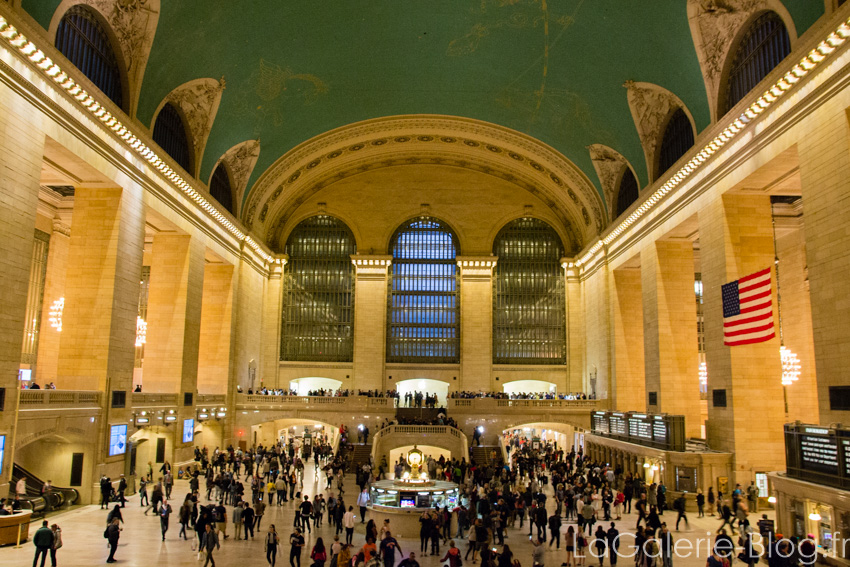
785,424,850,490
591,411,685,451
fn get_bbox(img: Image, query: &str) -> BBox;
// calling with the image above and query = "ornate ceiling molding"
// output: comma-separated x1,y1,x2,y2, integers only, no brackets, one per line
686,0,797,123
153,77,225,178
212,139,261,218
587,144,636,220
245,115,605,252
48,0,160,118
624,81,697,183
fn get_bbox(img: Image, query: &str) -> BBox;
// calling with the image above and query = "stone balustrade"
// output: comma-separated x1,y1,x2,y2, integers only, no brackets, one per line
18,389,102,409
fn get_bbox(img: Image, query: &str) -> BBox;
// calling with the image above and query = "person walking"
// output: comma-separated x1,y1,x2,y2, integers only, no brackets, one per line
255,499,267,532
696,490,705,518
673,495,688,531
593,525,607,567
49,523,62,567
139,477,149,507
343,506,356,545
357,488,371,524
179,498,192,540
440,540,461,567
290,527,305,567
105,517,121,563
564,525,576,567
311,537,328,567
266,524,280,567
243,501,256,540
160,499,173,540
299,496,313,534
233,501,244,540
707,488,715,517
32,520,54,567
605,523,619,567
658,524,673,567
202,523,220,567
117,475,127,508
549,511,562,548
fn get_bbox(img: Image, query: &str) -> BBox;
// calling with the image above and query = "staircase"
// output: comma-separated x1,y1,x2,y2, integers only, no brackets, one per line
12,463,79,515
470,445,504,468
347,443,372,473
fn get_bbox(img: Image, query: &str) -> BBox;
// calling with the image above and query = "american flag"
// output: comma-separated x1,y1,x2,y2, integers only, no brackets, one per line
722,267,775,346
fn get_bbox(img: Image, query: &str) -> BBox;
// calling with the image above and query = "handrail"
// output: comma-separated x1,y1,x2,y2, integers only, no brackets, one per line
18,390,102,407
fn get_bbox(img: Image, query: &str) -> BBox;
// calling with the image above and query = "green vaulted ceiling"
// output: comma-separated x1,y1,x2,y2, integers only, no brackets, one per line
24,1,824,211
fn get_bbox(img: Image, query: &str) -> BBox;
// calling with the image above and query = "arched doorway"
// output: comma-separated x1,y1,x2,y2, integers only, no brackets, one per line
288,377,342,396
502,379,557,396
395,378,449,407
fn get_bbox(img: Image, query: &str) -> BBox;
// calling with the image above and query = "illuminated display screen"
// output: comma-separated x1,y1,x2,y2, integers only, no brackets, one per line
0,435,5,474
400,498,416,508
109,424,127,456
183,419,194,443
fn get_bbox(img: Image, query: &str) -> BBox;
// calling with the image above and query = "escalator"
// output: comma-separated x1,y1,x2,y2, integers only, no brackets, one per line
11,463,79,515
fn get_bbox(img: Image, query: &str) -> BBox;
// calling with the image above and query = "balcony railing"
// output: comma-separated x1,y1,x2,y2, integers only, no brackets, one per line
197,394,226,405
132,393,178,407
448,398,600,410
236,394,394,409
18,390,102,408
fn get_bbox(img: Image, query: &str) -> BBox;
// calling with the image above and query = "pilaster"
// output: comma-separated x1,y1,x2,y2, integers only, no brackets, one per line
198,262,235,395
351,255,391,391
457,257,496,392
564,262,585,393
260,258,285,390
35,218,70,384
612,267,645,411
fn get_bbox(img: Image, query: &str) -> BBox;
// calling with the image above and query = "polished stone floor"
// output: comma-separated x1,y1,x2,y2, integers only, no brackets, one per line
3,464,774,567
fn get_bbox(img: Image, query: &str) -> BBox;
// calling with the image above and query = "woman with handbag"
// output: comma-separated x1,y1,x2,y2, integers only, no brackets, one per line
312,537,328,567
266,524,280,567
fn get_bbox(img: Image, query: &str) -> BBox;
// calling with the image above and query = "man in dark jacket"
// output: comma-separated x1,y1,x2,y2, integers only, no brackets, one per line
548,512,562,548
32,520,54,567
117,474,127,507
106,517,121,563
202,523,220,567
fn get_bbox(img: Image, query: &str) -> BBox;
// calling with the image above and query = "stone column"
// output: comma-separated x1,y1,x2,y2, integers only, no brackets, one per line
612,267,645,411
143,234,205,397
642,240,701,437
458,257,497,392
35,218,71,384
57,187,145,393
798,126,850,426
701,194,785,484
197,263,235,395
351,256,391,391
564,262,585,393
0,98,43,490
260,258,285,389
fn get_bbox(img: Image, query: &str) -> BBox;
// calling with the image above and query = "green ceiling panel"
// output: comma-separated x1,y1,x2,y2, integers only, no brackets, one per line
22,1,826,209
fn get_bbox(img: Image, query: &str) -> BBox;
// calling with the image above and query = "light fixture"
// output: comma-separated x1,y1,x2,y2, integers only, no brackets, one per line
699,362,707,389
135,316,147,347
477,426,484,433
780,346,801,386
643,463,650,468
809,512,822,522
768,496,777,504
48,297,64,332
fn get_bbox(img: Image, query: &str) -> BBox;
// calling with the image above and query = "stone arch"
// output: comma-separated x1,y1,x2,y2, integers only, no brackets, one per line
209,139,261,218
686,0,797,123
151,77,226,178
277,208,365,254
49,0,161,118
624,81,698,184
587,144,641,220
245,115,606,251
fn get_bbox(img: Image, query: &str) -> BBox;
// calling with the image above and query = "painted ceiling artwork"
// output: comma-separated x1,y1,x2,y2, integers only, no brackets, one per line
23,0,823,211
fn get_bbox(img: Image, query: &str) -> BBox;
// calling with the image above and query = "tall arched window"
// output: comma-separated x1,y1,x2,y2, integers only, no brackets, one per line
55,5,123,109
493,218,565,364
657,108,694,179
387,217,459,363
724,12,791,115
209,163,234,215
282,216,356,362
152,103,192,174
615,167,639,217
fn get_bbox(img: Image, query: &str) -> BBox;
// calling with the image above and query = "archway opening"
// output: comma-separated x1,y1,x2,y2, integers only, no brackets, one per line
502,379,557,396
395,378,449,407
501,421,582,466
289,377,343,396
387,444,452,479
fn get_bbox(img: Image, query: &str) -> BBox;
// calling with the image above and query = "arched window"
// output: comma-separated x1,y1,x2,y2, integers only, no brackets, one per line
493,218,565,365
724,12,791,115
152,103,192,174
55,5,123,109
387,217,459,363
657,108,694,179
282,216,356,362
615,167,639,217
209,163,234,215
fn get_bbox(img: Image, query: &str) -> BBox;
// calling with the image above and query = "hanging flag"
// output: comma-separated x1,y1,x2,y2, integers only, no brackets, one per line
722,267,775,346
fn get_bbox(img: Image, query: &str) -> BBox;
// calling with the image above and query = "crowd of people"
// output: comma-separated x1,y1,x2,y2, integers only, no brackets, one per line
449,391,593,400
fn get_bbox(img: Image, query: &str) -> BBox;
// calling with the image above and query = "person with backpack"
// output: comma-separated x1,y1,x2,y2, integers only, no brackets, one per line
440,539,461,567
290,527,306,567
105,517,121,563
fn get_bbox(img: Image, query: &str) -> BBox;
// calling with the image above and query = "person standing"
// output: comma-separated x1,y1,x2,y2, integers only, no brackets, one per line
311,537,328,567
255,499,267,532
117,475,127,507
32,520,54,567
105,517,121,563
357,488,370,524
99,476,112,510
381,532,403,567
658,524,673,567
746,483,759,514
17,476,27,499
266,524,280,567
233,501,244,541
48,523,62,567
289,527,305,567
139,477,149,507
696,490,705,518
531,538,544,567
605,523,619,567
243,501,256,540
160,499,172,540
299,496,313,534
707,487,715,517
202,523,220,567
343,506,356,545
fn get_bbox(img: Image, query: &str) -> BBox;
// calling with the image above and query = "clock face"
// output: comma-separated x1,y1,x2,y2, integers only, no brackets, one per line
408,450,422,466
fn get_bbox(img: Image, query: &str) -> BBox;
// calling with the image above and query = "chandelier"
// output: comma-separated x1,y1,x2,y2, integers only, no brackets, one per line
48,297,64,332
698,362,707,389
135,316,147,347
780,346,801,386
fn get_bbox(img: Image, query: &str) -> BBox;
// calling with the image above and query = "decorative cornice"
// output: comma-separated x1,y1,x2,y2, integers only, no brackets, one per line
244,115,607,249
457,256,497,279
351,254,392,279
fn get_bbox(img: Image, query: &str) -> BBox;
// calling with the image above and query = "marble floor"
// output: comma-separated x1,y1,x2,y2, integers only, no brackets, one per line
2,465,774,567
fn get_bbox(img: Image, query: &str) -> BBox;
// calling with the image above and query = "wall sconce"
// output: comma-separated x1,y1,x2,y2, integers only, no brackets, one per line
48,297,64,332
809,512,822,522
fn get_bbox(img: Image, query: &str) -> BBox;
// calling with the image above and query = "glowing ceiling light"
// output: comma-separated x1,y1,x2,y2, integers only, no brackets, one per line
48,297,64,332
780,346,801,386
